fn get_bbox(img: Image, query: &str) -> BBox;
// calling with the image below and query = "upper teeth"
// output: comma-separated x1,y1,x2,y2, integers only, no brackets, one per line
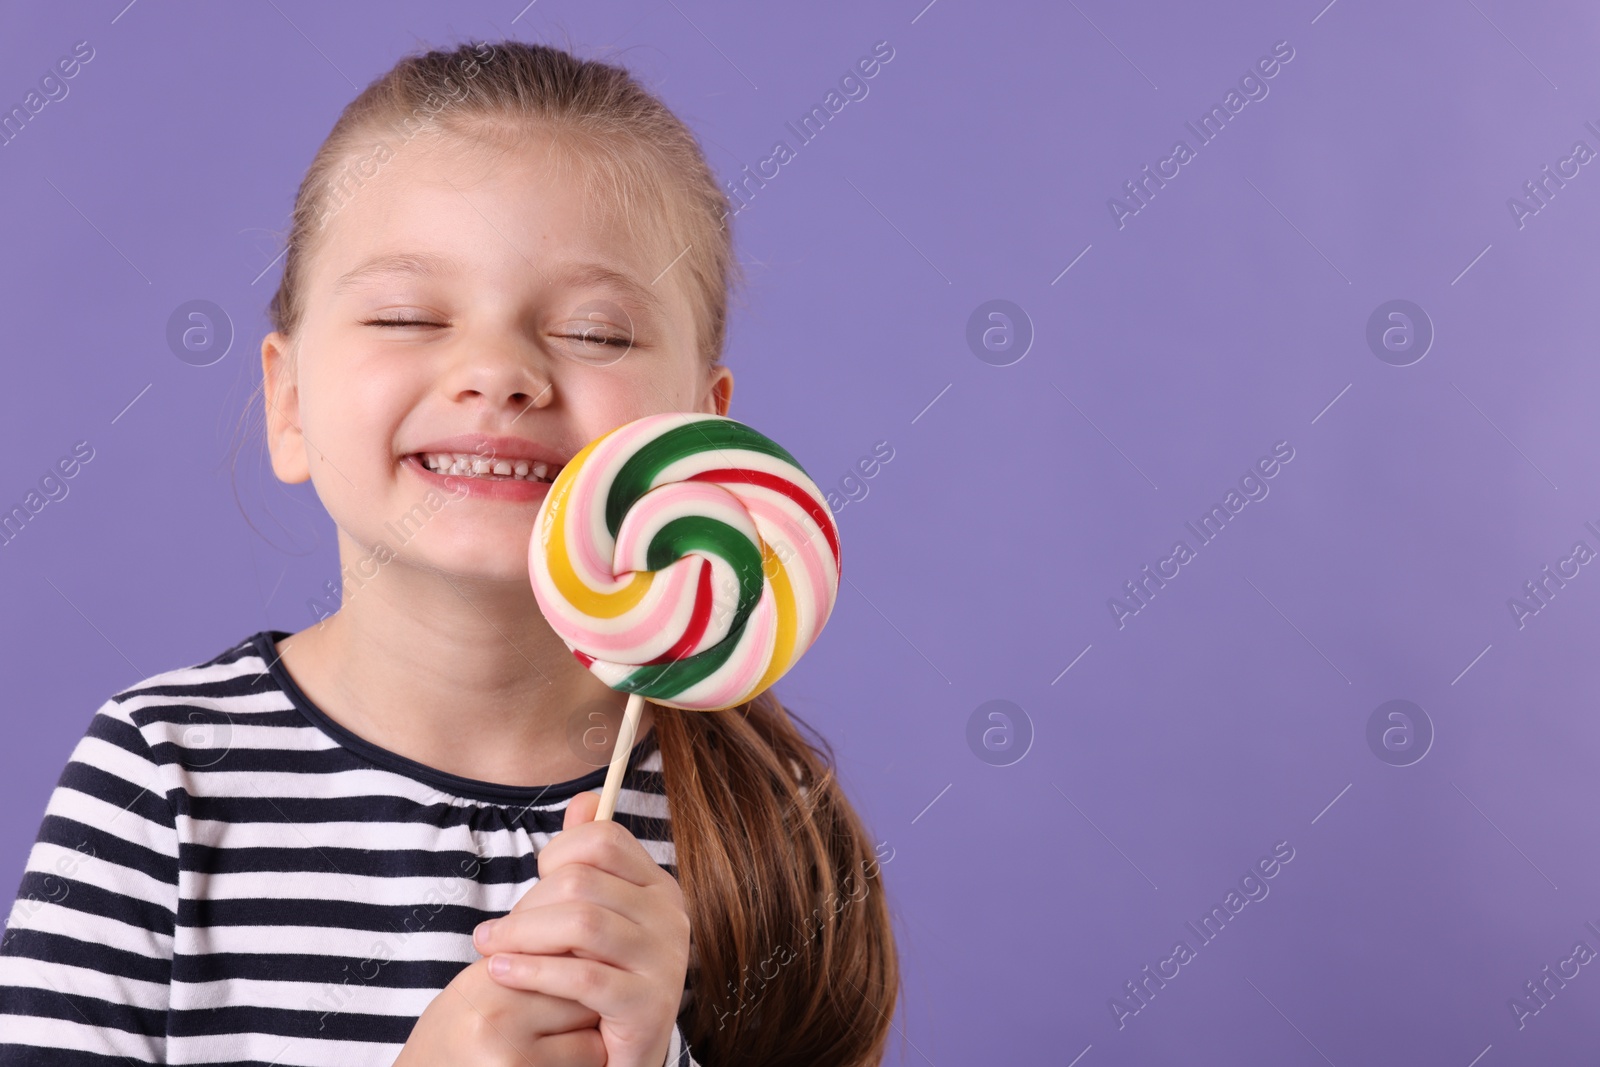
418,452,559,481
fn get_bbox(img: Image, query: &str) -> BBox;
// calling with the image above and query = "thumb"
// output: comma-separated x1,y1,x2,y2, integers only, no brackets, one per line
564,789,600,830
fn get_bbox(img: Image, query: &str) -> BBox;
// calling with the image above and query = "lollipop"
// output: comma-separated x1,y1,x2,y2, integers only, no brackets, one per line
529,412,841,819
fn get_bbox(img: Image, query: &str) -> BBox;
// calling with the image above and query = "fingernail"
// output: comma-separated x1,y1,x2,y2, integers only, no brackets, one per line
489,954,511,977
474,919,497,946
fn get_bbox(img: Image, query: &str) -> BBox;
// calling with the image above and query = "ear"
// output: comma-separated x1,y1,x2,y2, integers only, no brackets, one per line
703,363,734,417
260,331,311,484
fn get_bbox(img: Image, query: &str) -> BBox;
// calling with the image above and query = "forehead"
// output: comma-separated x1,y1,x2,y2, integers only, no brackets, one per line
308,127,684,307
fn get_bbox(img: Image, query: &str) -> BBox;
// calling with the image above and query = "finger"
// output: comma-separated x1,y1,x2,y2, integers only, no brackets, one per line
528,1026,607,1067
506,859,655,924
477,901,647,968
538,808,665,889
483,952,649,1020
448,974,601,1036
505,991,602,1037
564,788,600,831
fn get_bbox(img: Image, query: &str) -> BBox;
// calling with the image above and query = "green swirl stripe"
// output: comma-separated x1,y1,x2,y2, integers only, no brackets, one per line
615,513,766,699
605,419,803,538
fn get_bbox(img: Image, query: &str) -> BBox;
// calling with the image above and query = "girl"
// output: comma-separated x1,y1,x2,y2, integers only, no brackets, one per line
0,38,898,1066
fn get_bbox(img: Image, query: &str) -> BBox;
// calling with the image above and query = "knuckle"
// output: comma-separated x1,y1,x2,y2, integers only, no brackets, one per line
553,862,595,900
656,882,690,929
460,987,513,1036
598,824,631,859
566,902,604,940
572,960,607,996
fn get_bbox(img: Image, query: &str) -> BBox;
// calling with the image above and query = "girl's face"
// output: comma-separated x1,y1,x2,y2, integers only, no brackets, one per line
261,130,733,585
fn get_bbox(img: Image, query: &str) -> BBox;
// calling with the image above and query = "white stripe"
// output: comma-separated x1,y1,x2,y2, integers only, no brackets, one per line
1,637,688,1060
174,974,438,1017
617,787,669,819
181,869,526,908
179,798,666,854
118,686,302,722
182,815,524,852
63,734,170,804
0,1007,164,1059
181,923,477,960
41,787,175,856
114,652,272,694
0,953,169,1010
3,897,173,959
168,1031,401,1067
127,710,348,754
21,842,174,915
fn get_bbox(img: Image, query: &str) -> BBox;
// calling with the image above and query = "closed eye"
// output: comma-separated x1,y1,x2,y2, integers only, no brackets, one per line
362,316,444,328
567,334,634,348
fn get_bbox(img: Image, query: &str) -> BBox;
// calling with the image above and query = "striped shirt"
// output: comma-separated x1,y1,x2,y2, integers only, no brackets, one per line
0,630,701,1065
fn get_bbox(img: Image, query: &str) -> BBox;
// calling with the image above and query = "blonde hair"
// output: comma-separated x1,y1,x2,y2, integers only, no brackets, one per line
268,38,738,368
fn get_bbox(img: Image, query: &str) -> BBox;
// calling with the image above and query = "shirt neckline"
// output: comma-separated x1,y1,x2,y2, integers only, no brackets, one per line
249,629,658,805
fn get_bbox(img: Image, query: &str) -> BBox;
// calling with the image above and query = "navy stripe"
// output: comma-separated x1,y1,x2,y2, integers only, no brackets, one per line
0,631,699,1066
11,874,174,938
0,984,163,1037
0,1045,159,1067
34,816,176,887
181,790,564,827
171,950,468,989
179,897,492,935
53,762,173,831
0,929,172,985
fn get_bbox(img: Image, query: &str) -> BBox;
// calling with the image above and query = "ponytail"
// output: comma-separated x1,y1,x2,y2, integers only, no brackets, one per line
654,691,900,1065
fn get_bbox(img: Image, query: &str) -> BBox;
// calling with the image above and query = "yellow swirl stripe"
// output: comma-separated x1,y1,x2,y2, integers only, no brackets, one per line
542,434,653,620
749,538,797,698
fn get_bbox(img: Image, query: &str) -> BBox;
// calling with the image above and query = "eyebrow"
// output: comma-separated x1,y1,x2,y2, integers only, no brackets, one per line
331,251,455,295
331,250,665,313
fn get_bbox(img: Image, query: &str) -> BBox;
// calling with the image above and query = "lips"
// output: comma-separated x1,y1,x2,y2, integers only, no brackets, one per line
412,451,560,482
401,453,555,502
403,433,571,468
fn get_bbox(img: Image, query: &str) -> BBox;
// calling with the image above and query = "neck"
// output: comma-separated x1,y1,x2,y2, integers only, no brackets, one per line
275,530,649,790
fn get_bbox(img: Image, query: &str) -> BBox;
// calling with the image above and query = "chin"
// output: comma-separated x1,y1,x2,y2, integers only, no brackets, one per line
436,550,533,584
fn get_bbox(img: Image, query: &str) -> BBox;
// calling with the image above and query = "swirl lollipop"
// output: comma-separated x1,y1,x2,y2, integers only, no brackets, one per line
529,412,842,819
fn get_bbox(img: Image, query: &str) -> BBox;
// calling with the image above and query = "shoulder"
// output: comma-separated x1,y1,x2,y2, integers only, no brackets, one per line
32,634,274,862
89,630,287,770
107,630,274,705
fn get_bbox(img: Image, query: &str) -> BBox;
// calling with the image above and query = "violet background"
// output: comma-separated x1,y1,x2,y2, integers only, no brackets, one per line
2,0,1598,1062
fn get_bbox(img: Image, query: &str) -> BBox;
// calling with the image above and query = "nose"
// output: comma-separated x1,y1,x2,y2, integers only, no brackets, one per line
442,339,553,413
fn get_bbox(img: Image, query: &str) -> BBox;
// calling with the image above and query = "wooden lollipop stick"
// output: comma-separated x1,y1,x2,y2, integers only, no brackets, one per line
594,692,645,822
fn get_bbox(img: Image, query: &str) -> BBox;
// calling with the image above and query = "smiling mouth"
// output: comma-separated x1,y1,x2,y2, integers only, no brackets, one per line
409,451,564,483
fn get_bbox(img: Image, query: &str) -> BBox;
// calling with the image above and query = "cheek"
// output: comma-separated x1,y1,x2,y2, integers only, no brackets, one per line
302,351,416,458
562,361,698,430
290,356,430,532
